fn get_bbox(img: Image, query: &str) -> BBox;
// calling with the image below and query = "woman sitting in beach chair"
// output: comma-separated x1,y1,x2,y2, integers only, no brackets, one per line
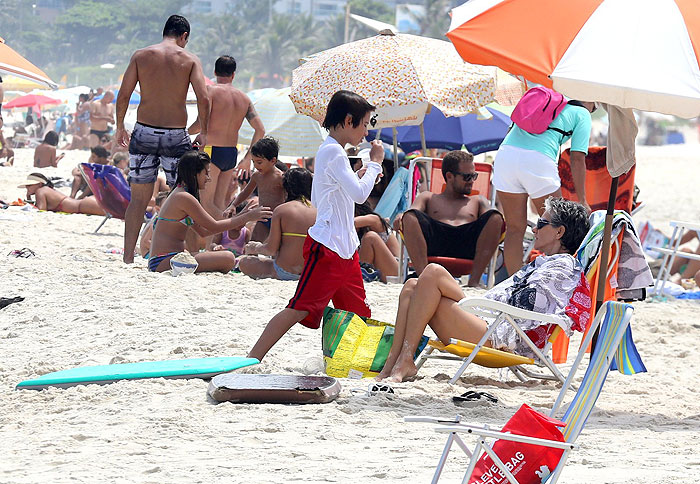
18,173,105,216
148,151,272,274
376,197,591,383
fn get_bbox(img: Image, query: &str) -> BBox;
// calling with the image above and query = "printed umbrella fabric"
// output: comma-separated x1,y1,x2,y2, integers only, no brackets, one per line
290,31,495,129
0,37,57,89
239,87,327,158
447,0,700,119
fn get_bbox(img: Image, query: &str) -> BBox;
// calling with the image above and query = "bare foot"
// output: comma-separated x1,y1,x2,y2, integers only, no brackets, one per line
388,360,418,383
375,368,392,381
123,253,134,264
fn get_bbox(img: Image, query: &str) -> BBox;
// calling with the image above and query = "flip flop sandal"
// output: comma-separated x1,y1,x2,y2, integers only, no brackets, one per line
453,390,498,404
7,248,36,258
367,382,396,397
0,296,25,310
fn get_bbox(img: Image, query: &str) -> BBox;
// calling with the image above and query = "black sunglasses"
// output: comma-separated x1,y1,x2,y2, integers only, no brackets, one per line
536,218,558,230
451,171,479,182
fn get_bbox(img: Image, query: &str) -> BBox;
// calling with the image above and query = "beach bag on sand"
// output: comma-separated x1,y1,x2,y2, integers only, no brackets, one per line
468,404,566,484
321,308,428,379
511,86,571,136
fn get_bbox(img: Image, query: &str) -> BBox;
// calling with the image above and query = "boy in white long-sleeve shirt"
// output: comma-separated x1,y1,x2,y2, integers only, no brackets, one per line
249,90,384,361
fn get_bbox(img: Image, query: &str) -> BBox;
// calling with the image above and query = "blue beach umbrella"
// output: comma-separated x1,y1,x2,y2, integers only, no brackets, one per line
368,106,511,155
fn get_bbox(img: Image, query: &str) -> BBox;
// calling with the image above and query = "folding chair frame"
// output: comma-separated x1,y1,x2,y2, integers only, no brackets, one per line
651,220,700,298
415,297,571,386
407,302,634,484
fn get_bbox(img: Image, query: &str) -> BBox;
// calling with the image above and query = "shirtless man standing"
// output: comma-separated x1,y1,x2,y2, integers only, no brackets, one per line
394,150,504,286
115,14,209,264
88,91,115,148
188,55,265,215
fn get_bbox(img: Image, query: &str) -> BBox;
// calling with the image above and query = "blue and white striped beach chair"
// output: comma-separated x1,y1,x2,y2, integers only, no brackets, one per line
406,300,645,484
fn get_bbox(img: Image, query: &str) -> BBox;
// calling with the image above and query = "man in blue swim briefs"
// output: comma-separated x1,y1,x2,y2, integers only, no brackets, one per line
115,15,210,264
188,55,266,218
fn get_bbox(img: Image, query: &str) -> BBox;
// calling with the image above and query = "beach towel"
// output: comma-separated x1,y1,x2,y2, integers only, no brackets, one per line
374,166,410,224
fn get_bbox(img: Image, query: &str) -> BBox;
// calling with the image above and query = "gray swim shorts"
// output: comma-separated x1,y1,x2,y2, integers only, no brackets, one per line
128,122,192,186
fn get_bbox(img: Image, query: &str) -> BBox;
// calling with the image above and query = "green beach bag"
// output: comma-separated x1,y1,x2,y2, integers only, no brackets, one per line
321,307,429,379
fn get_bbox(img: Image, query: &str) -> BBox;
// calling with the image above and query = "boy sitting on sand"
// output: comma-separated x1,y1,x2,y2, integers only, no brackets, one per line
231,137,285,242
248,90,384,361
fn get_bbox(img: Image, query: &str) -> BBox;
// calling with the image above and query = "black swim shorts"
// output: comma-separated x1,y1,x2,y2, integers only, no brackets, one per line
408,209,502,260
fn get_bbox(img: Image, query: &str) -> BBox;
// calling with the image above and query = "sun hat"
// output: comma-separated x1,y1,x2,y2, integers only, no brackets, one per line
17,174,47,188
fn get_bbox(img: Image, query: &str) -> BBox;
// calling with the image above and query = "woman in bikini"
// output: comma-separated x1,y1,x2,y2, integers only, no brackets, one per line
239,168,316,280
148,151,272,274
34,131,65,168
354,201,399,283
18,173,105,215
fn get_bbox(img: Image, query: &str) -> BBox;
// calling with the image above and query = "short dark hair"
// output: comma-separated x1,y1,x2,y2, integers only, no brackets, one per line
43,131,59,146
163,15,190,38
441,150,474,179
91,146,110,159
251,136,279,160
322,90,375,130
215,55,236,77
545,197,590,254
176,150,210,201
283,168,313,203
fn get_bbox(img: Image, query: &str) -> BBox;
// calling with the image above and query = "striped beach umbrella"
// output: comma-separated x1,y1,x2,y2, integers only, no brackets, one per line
238,87,327,158
447,0,700,118
0,37,57,89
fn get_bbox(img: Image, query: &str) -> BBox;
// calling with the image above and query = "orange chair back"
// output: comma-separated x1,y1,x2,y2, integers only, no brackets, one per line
558,146,636,213
428,159,492,198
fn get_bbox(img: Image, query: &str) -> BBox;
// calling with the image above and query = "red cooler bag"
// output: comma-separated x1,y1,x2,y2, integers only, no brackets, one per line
468,404,566,484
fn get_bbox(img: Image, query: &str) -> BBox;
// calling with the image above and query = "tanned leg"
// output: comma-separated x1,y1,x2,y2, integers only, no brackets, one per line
497,191,530,275
401,211,429,275
358,231,398,283
467,212,504,287
123,182,154,264
248,308,309,361
375,279,418,381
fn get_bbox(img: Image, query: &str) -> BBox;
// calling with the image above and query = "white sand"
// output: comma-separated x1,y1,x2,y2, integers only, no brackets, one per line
1,146,699,483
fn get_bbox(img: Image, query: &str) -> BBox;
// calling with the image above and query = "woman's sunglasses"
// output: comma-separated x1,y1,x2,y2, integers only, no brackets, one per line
452,171,479,182
536,218,557,230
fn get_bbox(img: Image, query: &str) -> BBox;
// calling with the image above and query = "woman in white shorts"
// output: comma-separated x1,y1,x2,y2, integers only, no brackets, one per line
494,100,595,275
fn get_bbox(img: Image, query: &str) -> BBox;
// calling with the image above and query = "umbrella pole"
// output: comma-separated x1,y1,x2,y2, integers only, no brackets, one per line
419,122,427,156
591,176,619,353
392,127,399,174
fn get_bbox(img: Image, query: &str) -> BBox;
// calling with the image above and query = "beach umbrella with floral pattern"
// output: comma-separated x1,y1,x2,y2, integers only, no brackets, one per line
290,30,496,131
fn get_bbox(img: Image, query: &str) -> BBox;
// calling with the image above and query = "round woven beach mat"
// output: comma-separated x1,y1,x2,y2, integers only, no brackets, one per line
207,374,341,404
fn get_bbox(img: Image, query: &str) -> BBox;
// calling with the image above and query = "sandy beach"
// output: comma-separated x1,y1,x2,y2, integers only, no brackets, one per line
1,146,699,483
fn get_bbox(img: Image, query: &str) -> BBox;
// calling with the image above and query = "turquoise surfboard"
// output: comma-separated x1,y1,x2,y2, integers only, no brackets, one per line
16,356,259,390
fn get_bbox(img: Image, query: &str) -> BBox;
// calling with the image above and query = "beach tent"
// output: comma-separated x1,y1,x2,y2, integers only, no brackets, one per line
447,0,700,309
0,37,57,89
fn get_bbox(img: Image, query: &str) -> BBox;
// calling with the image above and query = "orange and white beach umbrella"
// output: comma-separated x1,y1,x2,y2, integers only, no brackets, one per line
290,31,495,129
447,0,700,118
0,37,57,89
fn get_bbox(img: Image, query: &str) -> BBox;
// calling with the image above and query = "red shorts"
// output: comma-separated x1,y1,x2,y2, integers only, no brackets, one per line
287,237,370,329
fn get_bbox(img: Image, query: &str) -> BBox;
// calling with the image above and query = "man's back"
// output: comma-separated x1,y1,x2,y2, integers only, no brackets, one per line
207,84,250,146
134,42,196,128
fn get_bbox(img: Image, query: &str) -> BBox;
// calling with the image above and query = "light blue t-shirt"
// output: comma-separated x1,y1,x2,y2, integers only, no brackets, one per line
502,104,592,161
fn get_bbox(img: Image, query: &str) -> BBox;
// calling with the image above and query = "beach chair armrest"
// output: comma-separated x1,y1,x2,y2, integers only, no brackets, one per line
435,425,576,451
458,297,569,326
404,415,466,425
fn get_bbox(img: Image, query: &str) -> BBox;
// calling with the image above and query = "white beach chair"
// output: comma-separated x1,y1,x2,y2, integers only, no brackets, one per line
650,220,700,298
406,301,638,484
415,297,572,386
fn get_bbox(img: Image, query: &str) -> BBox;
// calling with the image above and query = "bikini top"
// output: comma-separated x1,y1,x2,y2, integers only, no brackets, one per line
281,232,307,238
156,215,194,227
